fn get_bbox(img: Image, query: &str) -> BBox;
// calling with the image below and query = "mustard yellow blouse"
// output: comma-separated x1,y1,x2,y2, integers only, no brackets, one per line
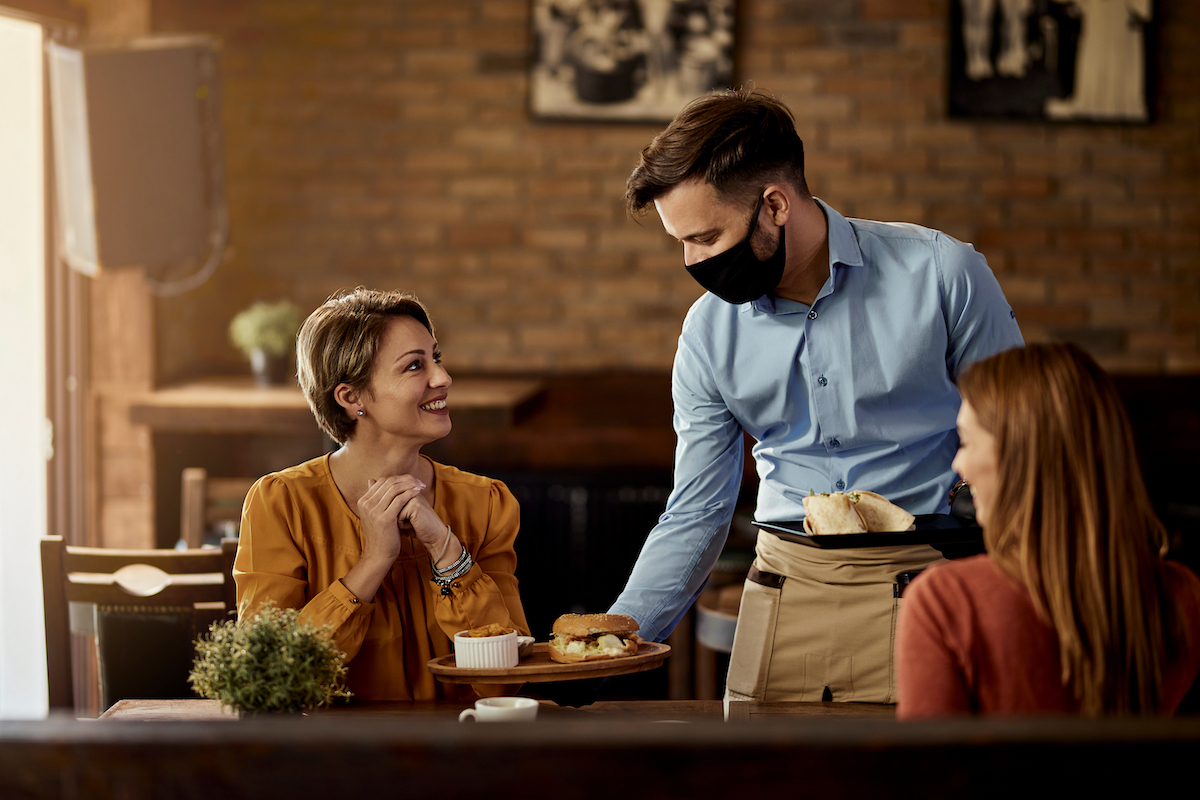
233,453,530,701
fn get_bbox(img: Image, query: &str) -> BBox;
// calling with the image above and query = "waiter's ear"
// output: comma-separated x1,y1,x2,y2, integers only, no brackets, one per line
761,184,791,227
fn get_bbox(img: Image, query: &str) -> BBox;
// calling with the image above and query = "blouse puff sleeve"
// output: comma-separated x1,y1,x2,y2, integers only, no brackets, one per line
233,470,531,666
233,474,376,662
425,475,531,641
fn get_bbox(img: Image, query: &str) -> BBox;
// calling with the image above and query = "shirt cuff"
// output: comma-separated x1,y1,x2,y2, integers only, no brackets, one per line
332,578,374,616
434,561,484,598
607,602,658,642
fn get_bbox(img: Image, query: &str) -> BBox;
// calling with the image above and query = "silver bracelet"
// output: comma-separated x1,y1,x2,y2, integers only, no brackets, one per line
431,551,474,595
435,552,472,581
432,543,469,576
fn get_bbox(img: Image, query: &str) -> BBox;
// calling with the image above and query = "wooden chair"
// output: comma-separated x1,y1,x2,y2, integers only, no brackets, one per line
179,467,257,549
41,536,238,714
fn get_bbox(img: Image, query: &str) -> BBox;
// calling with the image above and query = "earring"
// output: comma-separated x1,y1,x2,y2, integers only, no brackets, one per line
356,409,365,417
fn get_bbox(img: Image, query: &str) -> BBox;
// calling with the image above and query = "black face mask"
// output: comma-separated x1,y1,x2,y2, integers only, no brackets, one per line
685,194,786,304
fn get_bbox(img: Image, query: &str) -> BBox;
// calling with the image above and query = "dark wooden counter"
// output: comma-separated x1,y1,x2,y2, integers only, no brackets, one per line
4,702,1198,799
424,371,681,471
96,697,895,722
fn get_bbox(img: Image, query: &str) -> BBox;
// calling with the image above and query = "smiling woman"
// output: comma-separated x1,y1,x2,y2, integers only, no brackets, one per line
231,289,530,703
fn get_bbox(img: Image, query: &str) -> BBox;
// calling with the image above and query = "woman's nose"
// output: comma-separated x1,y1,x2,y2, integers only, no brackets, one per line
431,361,452,387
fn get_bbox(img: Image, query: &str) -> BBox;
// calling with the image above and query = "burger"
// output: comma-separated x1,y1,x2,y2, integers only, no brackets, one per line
548,613,642,663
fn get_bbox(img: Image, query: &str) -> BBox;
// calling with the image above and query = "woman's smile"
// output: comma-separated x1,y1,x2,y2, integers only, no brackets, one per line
420,397,448,414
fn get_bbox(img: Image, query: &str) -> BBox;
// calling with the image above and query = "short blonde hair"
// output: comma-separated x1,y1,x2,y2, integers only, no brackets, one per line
296,288,434,444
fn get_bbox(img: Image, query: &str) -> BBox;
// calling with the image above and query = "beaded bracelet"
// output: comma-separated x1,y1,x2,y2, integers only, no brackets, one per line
431,551,474,595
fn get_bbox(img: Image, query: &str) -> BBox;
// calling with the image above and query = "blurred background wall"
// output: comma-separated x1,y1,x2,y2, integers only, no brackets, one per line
135,0,1198,379
7,0,1199,550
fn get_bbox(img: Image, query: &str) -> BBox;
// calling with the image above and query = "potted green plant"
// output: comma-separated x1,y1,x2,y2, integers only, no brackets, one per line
228,300,303,387
189,602,352,715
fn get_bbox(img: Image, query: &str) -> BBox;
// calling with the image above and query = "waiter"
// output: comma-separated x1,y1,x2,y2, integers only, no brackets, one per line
607,87,1024,702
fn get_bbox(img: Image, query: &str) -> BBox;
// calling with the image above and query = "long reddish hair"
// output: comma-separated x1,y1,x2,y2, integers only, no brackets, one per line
957,343,1178,715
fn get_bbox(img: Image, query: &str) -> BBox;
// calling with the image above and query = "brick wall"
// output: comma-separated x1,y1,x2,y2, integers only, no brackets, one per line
151,0,1199,377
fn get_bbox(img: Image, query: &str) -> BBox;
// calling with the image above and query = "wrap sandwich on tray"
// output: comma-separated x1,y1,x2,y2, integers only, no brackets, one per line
802,490,916,535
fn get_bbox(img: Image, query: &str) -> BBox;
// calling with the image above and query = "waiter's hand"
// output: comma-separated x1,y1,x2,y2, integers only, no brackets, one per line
948,478,976,525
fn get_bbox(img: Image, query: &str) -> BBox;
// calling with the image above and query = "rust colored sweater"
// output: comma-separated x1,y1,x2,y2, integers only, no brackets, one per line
896,554,1200,718
234,454,530,702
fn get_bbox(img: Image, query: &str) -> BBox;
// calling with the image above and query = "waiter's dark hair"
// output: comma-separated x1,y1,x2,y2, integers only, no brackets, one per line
625,86,810,214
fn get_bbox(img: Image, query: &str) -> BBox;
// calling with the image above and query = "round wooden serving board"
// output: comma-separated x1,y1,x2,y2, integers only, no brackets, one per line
427,642,670,684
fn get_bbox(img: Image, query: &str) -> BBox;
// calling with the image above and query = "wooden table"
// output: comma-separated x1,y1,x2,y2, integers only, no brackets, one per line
7,700,1199,799
98,697,896,722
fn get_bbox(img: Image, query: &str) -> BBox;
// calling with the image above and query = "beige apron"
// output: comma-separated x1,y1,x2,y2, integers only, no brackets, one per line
724,530,944,703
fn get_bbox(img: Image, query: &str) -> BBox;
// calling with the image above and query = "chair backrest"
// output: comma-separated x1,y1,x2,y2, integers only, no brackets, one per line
180,467,257,548
41,536,235,712
221,536,238,615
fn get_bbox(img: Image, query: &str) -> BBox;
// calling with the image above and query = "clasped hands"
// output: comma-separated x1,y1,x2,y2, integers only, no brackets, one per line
357,474,458,568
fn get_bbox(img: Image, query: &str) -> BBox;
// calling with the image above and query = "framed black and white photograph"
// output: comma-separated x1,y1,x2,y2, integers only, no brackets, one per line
948,0,1154,122
530,0,736,122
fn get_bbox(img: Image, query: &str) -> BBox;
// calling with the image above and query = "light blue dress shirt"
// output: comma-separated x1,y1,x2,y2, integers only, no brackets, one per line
609,200,1025,642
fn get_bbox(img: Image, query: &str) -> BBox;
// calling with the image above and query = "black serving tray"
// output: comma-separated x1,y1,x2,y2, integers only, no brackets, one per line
753,513,984,552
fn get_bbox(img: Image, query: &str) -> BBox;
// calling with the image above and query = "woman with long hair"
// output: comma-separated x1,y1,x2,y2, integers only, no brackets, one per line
234,288,529,702
896,342,1200,716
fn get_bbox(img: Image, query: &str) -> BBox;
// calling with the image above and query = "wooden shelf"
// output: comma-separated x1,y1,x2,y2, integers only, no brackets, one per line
129,376,546,434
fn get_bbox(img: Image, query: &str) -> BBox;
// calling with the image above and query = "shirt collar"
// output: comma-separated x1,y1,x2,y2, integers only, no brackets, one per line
817,198,864,271
750,198,862,315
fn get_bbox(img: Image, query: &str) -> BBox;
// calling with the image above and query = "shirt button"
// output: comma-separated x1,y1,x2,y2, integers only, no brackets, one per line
836,480,845,490
808,310,817,320
831,438,841,448
817,375,828,387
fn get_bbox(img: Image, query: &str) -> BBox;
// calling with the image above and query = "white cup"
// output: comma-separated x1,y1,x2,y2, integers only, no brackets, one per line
458,696,539,722
453,629,518,669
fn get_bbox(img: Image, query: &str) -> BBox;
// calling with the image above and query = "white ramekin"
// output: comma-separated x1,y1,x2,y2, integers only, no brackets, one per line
453,629,519,669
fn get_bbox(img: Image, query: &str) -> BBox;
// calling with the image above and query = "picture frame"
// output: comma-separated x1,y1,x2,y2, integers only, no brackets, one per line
530,0,736,123
948,0,1154,123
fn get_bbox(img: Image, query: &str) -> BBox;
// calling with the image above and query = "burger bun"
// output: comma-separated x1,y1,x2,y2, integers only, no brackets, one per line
548,613,642,663
551,613,639,638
